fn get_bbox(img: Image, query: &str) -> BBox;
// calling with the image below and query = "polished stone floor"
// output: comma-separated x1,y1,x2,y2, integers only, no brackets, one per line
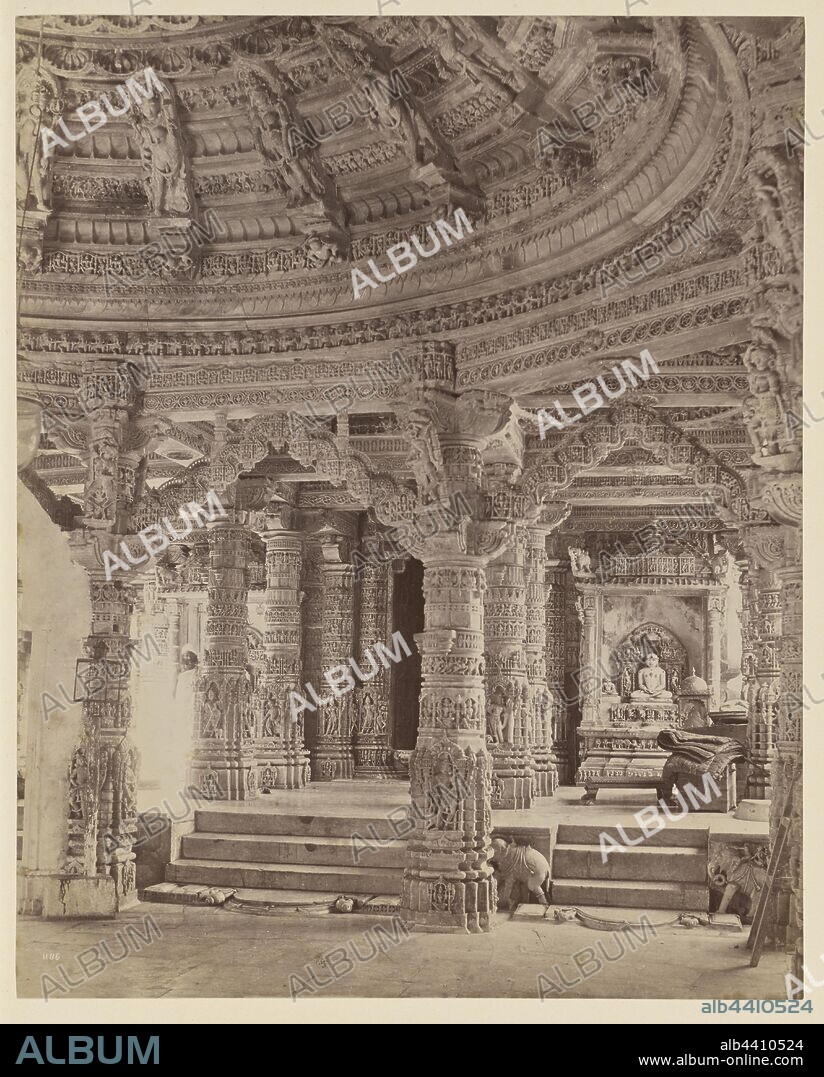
17,901,787,1001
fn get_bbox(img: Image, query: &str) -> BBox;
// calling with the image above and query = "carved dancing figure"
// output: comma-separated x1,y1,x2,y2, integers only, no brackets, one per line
84,436,118,522
357,690,379,735
303,234,343,269
486,698,505,743
272,97,325,201
366,85,438,167
137,101,190,216
200,683,224,739
422,16,519,100
16,72,55,211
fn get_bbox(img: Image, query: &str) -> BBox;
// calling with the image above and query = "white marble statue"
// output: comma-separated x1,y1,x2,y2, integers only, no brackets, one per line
630,654,672,701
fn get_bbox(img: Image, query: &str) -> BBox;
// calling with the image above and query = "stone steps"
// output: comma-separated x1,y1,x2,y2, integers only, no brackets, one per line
193,809,401,842
157,808,407,901
556,823,709,848
166,857,402,895
180,831,406,869
553,843,707,883
551,823,709,911
552,878,710,910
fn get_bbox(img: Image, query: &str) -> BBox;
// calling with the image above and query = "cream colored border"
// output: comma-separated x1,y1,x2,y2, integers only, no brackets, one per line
1,0,820,1026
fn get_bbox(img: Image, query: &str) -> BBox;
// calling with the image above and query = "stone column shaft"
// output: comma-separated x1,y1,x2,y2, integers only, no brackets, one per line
525,527,555,796
774,538,802,963
545,560,569,785
353,554,393,777
189,519,256,800
257,529,309,790
485,528,533,809
402,553,495,932
64,572,140,909
311,544,355,780
707,589,726,710
753,566,781,797
738,563,767,798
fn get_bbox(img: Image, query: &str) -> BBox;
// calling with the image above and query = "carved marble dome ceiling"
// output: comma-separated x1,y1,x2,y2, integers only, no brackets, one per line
17,14,803,524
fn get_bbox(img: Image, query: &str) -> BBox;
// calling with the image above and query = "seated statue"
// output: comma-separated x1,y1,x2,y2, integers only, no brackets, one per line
630,653,673,700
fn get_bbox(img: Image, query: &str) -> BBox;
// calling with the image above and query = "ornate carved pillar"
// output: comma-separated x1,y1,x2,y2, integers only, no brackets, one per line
394,350,512,932
257,508,309,791
774,524,802,966
311,534,356,780
130,583,171,793
545,558,569,784
51,373,165,912
741,528,784,799
706,587,726,710
737,560,766,798
484,525,533,809
166,596,182,677
742,511,800,962
352,537,393,777
754,565,781,798
188,517,256,800
63,559,140,909
524,525,555,797
300,539,323,759
575,590,600,728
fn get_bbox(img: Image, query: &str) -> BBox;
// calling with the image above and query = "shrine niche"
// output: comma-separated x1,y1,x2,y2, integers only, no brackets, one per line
573,559,728,804
611,623,688,701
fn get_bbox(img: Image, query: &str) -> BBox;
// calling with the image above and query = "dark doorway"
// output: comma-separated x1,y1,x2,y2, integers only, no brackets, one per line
390,558,423,749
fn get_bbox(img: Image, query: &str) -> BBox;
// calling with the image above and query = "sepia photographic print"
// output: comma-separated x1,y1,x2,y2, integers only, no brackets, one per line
7,0,821,1041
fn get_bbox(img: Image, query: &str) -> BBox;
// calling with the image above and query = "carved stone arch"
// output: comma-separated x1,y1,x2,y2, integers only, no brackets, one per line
521,403,757,522
210,414,291,493
130,460,211,533
286,414,417,524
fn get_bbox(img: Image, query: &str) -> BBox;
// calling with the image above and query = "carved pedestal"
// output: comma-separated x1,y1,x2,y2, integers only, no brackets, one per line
577,702,681,803
189,519,257,800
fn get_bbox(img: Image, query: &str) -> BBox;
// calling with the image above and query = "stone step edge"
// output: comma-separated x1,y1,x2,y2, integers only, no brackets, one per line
168,857,403,876
556,826,708,843
551,878,708,892
142,882,236,906
184,831,407,849
225,891,401,917
554,843,705,855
